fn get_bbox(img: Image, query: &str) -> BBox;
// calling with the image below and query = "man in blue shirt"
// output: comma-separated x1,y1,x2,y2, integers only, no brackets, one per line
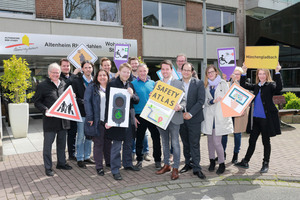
132,64,162,169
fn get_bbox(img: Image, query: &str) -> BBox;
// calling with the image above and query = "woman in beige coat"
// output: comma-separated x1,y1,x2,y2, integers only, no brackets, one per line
221,67,249,164
201,65,233,175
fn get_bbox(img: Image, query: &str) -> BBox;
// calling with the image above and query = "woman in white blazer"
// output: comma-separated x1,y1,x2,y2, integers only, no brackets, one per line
201,65,233,175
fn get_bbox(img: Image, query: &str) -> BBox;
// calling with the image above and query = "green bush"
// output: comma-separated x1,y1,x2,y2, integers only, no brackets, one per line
284,98,300,109
283,92,297,103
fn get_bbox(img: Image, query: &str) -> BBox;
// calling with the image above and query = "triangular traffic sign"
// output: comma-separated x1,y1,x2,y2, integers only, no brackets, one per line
47,86,82,122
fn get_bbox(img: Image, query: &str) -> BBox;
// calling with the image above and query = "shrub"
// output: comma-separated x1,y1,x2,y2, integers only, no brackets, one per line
0,55,35,103
283,92,297,103
284,98,300,109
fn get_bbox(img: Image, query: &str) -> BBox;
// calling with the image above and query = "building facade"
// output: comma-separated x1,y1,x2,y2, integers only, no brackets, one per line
0,0,244,81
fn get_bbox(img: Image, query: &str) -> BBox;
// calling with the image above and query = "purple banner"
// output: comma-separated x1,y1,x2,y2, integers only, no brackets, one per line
113,44,130,70
217,47,236,81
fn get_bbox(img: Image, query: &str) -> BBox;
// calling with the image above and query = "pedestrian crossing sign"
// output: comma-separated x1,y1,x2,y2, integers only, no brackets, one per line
47,86,82,122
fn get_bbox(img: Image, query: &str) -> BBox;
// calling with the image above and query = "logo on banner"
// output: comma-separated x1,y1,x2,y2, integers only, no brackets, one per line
5,35,34,48
47,86,82,122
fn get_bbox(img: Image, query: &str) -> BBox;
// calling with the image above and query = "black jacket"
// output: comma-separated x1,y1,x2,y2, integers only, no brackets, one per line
34,78,70,132
60,72,77,87
104,76,139,141
72,73,90,117
241,73,283,137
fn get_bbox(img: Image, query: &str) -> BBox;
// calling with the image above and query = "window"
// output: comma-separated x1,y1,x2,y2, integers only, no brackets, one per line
207,9,235,34
99,0,119,22
65,0,120,23
143,0,185,29
0,0,35,18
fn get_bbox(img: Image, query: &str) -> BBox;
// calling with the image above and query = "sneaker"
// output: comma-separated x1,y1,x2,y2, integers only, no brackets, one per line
235,159,249,169
155,162,162,169
143,153,151,161
113,173,122,180
135,161,143,168
56,163,72,170
45,169,54,176
84,158,95,164
77,161,87,169
97,168,105,176
68,156,77,161
124,166,141,171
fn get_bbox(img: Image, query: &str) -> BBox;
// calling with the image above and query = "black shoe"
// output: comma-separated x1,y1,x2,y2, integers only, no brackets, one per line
113,173,122,180
45,169,54,176
124,166,141,171
260,161,269,173
235,159,249,169
135,161,143,168
68,156,76,161
179,164,192,173
216,163,225,175
84,158,95,164
97,168,105,176
77,161,87,169
193,171,206,179
56,163,72,170
208,159,215,172
231,153,238,164
106,164,111,168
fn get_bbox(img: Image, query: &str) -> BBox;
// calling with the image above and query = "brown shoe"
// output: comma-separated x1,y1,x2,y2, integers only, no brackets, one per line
156,164,171,175
171,168,179,180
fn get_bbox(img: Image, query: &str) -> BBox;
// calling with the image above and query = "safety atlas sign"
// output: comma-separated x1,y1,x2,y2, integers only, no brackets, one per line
244,46,279,69
107,87,130,128
47,86,82,122
221,83,254,117
67,43,98,69
140,81,184,130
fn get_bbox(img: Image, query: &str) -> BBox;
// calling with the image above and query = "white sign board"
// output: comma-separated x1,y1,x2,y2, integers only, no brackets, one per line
0,32,137,57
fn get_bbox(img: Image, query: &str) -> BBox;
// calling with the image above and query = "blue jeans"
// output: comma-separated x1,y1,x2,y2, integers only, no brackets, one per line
132,134,149,154
221,133,242,153
158,122,180,169
76,117,92,161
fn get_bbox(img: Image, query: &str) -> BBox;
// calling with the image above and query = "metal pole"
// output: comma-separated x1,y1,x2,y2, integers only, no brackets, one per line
202,0,207,80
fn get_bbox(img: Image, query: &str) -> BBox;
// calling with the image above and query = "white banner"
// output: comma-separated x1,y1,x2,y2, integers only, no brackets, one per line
0,32,137,57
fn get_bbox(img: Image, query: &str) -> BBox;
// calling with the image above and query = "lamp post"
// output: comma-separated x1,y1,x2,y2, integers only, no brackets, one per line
202,0,207,80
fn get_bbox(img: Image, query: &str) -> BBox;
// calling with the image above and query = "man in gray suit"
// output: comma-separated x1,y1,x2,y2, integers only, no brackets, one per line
155,60,186,180
179,62,206,179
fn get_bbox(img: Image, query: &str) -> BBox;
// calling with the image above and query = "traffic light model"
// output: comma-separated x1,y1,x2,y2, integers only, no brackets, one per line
112,93,126,126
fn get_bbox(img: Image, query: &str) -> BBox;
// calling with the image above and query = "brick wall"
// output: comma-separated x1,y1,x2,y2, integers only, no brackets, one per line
35,0,63,20
121,0,143,57
186,1,202,32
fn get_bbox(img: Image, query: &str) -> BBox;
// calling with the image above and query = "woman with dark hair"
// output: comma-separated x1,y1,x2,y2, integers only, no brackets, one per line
201,65,233,175
235,63,282,173
84,69,111,176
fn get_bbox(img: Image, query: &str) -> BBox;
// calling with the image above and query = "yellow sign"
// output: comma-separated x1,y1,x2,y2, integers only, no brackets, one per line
244,46,279,69
150,81,183,110
67,43,98,69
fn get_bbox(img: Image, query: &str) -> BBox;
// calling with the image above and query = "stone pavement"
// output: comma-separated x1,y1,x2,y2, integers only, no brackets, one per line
0,118,300,200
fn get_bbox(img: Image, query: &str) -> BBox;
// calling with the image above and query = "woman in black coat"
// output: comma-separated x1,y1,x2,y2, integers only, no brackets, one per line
104,63,140,180
235,63,283,173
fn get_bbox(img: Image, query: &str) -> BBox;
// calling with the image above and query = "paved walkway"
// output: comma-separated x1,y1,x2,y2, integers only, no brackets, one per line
0,118,300,200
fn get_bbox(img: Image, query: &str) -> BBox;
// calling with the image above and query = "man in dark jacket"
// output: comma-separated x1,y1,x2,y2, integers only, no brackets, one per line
72,60,95,169
34,63,72,177
59,58,81,161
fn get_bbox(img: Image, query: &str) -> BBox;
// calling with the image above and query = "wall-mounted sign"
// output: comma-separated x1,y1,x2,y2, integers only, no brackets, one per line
0,32,137,58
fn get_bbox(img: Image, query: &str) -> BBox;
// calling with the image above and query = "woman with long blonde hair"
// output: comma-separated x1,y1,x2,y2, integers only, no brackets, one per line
235,63,282,173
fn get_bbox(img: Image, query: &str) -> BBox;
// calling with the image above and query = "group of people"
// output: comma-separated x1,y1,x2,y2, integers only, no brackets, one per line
34,53,283,181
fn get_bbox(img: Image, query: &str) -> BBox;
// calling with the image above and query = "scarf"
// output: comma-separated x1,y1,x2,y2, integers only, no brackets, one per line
208,75,221,87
